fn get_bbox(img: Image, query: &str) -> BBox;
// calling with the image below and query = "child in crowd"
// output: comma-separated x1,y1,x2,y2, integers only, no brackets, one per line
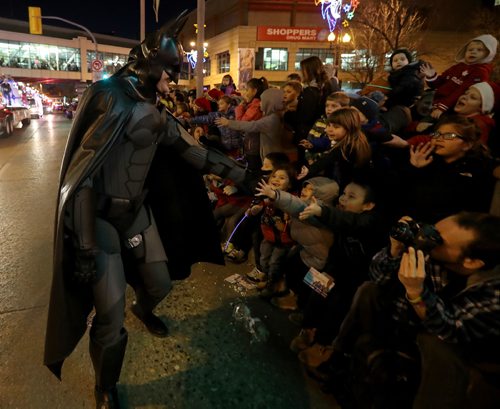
384,48,424,110
224,77,267,170
245,165,297,297
299,107,372,189
189,95,243,157
173,102,192,127
216,88,297,164
207,88,224,112
253,176,339,311
220,74,236,95
282,81,302,113
224,152,291,264
191,125,206,143
420,34,498,120
300,92,351,165
293,175,387,369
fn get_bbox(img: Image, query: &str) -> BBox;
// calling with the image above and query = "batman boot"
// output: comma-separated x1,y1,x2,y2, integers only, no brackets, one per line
131,301,169,337
90,329,128,409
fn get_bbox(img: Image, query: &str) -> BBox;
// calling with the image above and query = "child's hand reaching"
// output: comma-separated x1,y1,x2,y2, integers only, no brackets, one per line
410,142,434,168
214,117,229,126
419,62,436,78
299,196,321,220
297,165,309,180
255,179,277,200
430,109,444,119
298,139,313,149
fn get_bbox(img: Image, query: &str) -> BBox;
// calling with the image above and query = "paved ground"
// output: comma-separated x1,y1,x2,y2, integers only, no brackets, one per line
0,114,339,409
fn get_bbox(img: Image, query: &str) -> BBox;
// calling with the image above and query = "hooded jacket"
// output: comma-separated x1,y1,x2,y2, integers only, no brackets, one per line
427,34,497,113
273,177,339,270
226,88,296,160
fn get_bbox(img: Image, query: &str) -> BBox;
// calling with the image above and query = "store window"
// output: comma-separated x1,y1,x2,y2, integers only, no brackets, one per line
295,48,334,70
255,48,288,71
216,51,230,74
204,58,211,77
87,51,128,75
0,40,79,70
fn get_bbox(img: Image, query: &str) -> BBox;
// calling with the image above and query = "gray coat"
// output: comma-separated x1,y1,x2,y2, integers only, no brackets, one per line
273,177,339,270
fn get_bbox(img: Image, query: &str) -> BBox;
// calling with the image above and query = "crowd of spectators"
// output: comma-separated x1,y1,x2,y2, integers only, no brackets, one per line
162,34,500,408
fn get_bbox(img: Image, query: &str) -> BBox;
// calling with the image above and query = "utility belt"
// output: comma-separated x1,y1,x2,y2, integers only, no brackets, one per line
96,191,148,233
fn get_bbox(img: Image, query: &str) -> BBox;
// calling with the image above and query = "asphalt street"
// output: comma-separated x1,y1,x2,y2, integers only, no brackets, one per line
0,113,339,409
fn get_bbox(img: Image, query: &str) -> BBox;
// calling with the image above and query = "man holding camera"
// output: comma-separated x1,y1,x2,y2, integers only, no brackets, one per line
327,212,500,408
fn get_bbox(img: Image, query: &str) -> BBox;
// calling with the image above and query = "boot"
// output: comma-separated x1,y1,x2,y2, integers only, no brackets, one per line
131,301,169,337
90,329,128,409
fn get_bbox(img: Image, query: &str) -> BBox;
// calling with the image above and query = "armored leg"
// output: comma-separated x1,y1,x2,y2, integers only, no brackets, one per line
91,218,128,408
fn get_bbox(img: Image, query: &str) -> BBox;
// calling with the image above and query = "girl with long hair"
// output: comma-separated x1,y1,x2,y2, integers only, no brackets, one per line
299,107,372,189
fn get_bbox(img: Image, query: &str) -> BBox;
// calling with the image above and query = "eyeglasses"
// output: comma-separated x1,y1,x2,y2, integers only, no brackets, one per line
430,131,464,140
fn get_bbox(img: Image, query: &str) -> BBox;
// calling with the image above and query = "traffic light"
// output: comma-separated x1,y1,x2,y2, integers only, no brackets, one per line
28,7,43,35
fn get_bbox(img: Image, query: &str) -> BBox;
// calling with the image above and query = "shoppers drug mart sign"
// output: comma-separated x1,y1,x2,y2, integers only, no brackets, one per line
257,26,329,42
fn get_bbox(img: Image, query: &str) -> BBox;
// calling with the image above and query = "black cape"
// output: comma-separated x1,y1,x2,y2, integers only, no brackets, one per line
44,75,223,378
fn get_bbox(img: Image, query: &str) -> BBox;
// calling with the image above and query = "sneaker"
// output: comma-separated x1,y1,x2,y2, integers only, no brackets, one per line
298,343,334,368
271,291,298,311
288,312,304,327
225,248,248,263
290,328,316,353
246,267,267,283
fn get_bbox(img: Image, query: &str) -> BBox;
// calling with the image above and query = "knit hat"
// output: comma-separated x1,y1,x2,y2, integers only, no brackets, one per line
455,34,498,64
470,82,495,113
303,177,339,205
350,96,379,121
207,88,224,101
389,48,413,67
194,97,211,112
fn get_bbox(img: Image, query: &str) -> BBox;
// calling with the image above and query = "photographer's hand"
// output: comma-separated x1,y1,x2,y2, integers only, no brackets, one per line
398,247,425,299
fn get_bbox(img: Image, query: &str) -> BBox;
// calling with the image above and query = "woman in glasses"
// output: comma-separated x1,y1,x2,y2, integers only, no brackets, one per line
399,115,496,223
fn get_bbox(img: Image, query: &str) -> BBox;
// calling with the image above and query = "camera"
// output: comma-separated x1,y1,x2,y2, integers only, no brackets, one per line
390,220,443,252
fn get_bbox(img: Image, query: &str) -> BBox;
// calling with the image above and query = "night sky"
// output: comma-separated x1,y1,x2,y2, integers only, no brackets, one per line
1,0,197,40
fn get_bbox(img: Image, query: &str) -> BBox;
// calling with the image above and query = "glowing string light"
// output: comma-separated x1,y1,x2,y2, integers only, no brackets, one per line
314,0,360,32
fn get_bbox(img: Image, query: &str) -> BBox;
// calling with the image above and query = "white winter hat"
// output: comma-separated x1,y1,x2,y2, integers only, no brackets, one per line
455,34,498,64
470,82,495,113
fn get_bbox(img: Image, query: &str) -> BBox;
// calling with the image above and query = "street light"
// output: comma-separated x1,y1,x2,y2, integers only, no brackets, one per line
327,31,351,70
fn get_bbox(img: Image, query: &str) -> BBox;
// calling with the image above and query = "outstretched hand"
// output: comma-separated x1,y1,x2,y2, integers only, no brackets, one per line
419,62,436,78
299,196,321,220
214,117,229,127
255,178,277,200
410,142,434,168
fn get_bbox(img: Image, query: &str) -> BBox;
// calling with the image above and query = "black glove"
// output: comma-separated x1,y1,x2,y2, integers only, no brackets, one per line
74,248,98,284
239,168,260,196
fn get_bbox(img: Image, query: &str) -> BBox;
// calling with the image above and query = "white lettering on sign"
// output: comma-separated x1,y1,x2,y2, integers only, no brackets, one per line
265,28,317,39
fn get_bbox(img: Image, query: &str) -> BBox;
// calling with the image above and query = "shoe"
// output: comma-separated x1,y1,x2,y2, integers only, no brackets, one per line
290,328,316,353
131,303,169,338
298,343,334,368
288,312,304,327
246,267,267,283
221,242,234,254
271,291,298,311
259,279,287,299
95,386,121,409
225,248,248,263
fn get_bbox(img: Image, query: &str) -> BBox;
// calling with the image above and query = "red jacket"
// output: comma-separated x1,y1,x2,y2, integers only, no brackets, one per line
427,62,492,113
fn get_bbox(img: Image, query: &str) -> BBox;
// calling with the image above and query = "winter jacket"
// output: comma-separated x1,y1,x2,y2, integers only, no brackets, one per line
227,89,296,160
235,98,263,156
386,61,424,108
273,177,339,270
189,106,243,151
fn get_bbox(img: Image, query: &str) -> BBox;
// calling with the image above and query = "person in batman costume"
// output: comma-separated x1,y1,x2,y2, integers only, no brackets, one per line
44,11,249,409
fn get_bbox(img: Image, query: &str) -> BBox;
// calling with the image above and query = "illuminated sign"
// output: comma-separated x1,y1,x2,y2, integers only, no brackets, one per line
257,26,329,42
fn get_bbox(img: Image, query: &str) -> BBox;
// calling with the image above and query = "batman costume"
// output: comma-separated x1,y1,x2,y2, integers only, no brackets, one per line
44,11,247,409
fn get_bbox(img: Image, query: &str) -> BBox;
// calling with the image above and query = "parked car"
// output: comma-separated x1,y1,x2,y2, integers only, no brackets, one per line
0,105,14,137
